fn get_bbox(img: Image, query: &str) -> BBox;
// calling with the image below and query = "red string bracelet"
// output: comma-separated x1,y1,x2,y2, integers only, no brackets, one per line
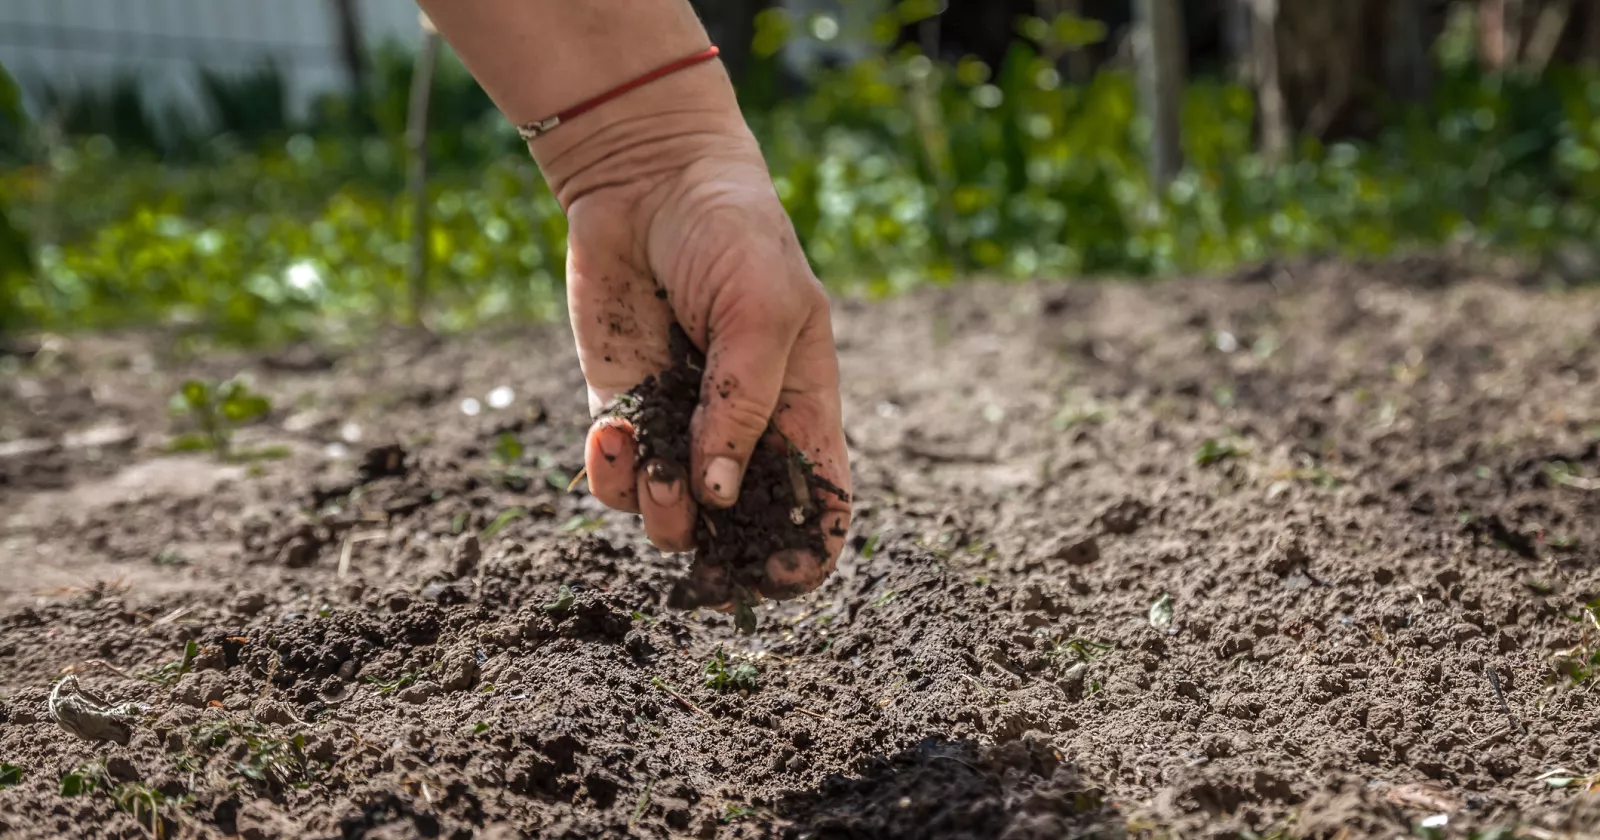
515,45,721,141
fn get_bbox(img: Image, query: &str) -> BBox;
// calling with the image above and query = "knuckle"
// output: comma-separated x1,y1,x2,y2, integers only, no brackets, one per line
706,394,775,447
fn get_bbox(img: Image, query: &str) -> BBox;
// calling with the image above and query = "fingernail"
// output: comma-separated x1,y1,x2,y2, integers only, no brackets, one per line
705,457,741,506
596,427,625,462
646,465,683,508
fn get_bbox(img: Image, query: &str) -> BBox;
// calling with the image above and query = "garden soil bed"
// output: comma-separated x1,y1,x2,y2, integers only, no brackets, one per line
2,257,1599,839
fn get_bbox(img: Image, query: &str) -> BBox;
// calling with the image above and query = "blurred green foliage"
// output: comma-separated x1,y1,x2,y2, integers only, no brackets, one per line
2,18,1600,345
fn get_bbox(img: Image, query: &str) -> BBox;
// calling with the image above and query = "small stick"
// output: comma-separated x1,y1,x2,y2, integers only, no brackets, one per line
650,677,711,720
1485,666,1527,736
792,706,830,721
337,530,386,579
66,659,140,681
566,467,587,493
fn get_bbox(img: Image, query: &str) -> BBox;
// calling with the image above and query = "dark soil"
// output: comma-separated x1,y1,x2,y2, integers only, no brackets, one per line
610,324,836,618
3,257,1600,839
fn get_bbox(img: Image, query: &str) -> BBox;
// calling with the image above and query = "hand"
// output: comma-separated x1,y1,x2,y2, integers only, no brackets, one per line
544,78,852,604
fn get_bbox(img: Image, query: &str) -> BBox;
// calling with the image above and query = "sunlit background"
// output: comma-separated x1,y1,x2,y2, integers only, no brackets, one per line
2,0,1598,345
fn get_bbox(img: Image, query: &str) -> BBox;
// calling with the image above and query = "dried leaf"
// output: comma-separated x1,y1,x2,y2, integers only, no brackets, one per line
48,676,147,745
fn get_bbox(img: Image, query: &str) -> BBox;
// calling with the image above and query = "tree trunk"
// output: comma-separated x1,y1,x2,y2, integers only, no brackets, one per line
1221,0,1254,83
1133,0,1185,188
1522,0,1573,75
1480,0,1509,69
1385,0,1433,104
406,16,441,329
1250,0,1289,166
330,0,368,96
1586,1,1600,66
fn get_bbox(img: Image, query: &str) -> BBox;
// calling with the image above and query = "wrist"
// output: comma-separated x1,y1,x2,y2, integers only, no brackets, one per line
529,60,759,211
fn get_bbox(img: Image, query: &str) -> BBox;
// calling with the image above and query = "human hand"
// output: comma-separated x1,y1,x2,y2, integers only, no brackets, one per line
539,72,852,604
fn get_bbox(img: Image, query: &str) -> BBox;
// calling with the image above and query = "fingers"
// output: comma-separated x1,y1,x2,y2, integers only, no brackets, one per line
763,308,853,600
584,418,639,513
690,291,805,508
637,460,695,552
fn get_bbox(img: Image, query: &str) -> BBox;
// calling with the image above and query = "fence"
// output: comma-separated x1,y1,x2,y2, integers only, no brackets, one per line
0,0,423,123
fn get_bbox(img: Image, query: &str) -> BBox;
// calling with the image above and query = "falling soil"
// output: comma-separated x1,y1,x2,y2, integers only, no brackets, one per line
606,324,837,619
3,257,1600,839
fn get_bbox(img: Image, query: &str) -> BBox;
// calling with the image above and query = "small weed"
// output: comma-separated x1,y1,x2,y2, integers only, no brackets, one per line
560,514,605,532
1045,637,1115,664
449,512,468,535
0,762,20,789
1551,600,1600,685
1536,768,1600,793
703,646,759,694
59,759,107,797
190,720,316,789
544,470,574,491
492,432,524,465
470,721,490,734
1544,460,1600,491
59,761,181,838
542,584,576,614
723,804,759,823
167,377,273,461
481,506,526,540
139,640,200,687
1547,534,1580,551
870,589,899,608
151,547,190,568
973,575,991,587
1194,438,1243,467
858,532,881,559
630,611,657,626
1052,401,1107,431
111,781,176,838
365,671,421,695
630,778,655,829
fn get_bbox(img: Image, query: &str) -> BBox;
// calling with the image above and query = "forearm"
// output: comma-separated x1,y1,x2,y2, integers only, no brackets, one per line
415,0,753,206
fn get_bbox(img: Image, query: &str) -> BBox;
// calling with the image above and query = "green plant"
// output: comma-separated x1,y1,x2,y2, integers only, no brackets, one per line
1551,600,1600,685
1194,438,1243,467
481,506,527,540
139,639,200,687
110,781,175,839
0,762,20,789
168,378,274,460
190,719,317,789
1045,637,1115,664
365,670,421,696
543,584,576,614
703,646,759,694
492,432,524,464
58,759,106,797
59,760,181,838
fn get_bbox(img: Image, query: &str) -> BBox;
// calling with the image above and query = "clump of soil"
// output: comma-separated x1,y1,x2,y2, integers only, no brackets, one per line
608,325,836,622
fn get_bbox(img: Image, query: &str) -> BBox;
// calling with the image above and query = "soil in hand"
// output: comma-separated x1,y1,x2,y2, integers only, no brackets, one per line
609,323,841,621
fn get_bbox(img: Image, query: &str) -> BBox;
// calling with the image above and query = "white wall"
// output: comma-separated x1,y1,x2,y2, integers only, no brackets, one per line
0,0,424,123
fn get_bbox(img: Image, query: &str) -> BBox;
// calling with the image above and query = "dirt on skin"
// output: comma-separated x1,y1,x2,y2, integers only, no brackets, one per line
609,323,839,618
2,256,1600,839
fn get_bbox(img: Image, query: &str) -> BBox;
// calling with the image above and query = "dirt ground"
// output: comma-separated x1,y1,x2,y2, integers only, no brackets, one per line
2,257,1599,839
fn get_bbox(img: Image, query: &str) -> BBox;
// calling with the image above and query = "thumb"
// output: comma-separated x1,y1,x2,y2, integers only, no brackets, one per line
690,293,801,508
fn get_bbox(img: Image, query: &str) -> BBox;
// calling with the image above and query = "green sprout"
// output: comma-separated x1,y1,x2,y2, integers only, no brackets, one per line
168,377,279,461
703,646,759,694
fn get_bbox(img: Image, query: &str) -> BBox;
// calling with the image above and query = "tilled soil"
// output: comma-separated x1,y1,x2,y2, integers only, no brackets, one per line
2,258,1599,839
